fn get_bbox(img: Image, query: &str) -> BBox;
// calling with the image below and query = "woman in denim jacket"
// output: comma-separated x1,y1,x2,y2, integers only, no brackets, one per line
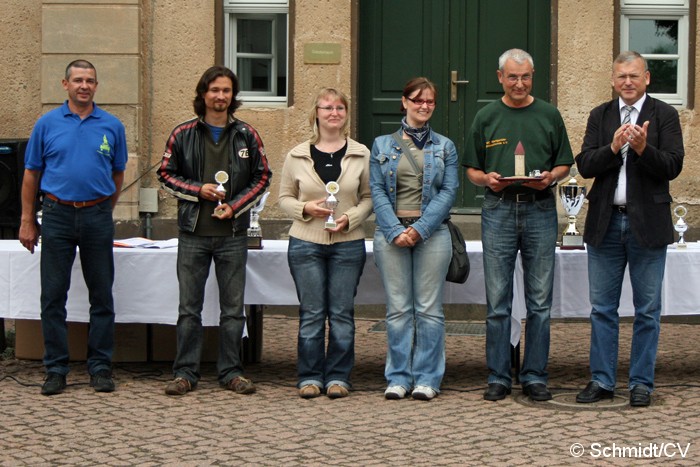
370,77,458,400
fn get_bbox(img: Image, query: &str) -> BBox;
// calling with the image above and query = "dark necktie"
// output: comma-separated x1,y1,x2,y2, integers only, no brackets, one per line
621,105,633,159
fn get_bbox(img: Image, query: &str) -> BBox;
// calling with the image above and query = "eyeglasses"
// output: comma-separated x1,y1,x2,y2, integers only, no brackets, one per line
614,74,644,82
317,105,346,112
505,74,532,84
406,97,436,107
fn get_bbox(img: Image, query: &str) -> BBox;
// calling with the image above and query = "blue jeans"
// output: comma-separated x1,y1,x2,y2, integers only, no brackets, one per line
40,197,115,376
373,224,451,392
174,232,248,386
481,192,557,388
587,211,667,392
288,237,366,389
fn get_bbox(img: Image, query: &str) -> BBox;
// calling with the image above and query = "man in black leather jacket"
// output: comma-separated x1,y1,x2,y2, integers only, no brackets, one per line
158,65,271,397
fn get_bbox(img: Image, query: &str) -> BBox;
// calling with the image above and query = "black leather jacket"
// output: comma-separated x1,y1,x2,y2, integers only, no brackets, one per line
157,116,272,233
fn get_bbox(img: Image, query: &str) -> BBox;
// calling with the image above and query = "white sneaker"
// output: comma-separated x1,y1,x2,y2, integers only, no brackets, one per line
412,385,437,400
384,385,407,400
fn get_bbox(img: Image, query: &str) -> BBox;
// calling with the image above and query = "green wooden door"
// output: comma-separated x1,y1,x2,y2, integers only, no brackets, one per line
358,0,551,212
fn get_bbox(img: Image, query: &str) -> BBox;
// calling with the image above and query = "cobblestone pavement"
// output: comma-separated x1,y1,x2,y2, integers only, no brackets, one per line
1,316,700,466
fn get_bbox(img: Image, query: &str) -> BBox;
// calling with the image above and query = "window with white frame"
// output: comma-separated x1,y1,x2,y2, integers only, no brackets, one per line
224,0,289,105
620,0,689,107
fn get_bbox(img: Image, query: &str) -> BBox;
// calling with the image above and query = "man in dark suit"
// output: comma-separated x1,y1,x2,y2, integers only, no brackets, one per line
575,51,684,407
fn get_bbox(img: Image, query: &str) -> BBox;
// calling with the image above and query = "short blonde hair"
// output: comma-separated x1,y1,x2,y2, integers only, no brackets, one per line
308,87,351,145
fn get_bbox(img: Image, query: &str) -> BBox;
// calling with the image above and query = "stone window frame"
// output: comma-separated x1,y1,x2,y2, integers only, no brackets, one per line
620,0,691,107
221,0,290,107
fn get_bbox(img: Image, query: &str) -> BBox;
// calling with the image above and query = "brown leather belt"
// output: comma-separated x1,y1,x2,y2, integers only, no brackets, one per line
45,193,110,208
490,189,553,203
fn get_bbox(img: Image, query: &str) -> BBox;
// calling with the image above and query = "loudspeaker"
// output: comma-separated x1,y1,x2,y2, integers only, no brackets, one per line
0,139,28,237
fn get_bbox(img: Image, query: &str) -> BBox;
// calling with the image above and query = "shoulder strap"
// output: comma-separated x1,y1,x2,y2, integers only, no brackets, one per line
392,131,422,177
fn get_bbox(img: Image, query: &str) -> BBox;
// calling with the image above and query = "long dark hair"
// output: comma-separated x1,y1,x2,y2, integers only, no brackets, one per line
193,66,242,118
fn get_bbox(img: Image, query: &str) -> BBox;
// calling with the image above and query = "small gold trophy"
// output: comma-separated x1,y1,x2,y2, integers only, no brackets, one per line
674,205,688,249
324,181,340,229
213,170,229,219
214,170,229,206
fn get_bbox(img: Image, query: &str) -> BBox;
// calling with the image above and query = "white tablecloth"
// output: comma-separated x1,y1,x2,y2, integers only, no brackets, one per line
1,240,699,346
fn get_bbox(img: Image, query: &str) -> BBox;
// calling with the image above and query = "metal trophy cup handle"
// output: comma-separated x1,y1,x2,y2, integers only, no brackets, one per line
559,172,587,249
214,170,229,206
247,191,270,250
674,205,688,249
324,181,340,229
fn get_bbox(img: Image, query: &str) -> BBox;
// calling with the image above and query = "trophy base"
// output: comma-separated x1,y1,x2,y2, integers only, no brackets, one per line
247,236,263,250
560,235,585,250
324,222,337,229
675,242,687,249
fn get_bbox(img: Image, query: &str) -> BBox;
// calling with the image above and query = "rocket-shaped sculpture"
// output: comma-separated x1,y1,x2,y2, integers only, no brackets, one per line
514,141,525,177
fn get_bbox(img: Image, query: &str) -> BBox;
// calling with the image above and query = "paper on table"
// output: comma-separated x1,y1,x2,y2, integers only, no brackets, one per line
142,238,178,249
114,237,154,248
114,238,178,249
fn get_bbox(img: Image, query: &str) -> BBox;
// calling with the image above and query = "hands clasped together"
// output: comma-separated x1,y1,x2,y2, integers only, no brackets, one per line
612,120,649,156
393,226,422,248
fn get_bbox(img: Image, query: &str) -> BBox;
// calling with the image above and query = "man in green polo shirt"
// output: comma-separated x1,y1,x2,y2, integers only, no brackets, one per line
464,48,573,402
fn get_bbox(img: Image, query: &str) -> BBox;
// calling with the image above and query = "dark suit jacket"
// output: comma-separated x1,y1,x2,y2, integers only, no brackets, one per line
575,96,684,248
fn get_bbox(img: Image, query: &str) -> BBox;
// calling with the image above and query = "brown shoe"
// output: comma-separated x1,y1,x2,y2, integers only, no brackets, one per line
299,384,322,399
165,377,192,396
326,384,349,399
224,376,256,394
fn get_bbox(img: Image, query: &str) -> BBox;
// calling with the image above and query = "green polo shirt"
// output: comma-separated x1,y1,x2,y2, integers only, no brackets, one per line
463,98,574,177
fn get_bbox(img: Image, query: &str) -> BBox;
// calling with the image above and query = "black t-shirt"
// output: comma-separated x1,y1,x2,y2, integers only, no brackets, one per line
310,141,347,184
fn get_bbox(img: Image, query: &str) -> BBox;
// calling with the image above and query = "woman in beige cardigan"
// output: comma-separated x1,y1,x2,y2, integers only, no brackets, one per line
278,88,372,399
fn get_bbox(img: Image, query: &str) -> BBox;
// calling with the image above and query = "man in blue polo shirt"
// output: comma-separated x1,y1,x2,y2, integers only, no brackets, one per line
19,59,128,396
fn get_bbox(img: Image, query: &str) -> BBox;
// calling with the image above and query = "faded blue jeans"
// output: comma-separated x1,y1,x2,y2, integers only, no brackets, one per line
40,197,115,376
288,237,366,390
481,192,557,389
173,232,248,386
587,210,667,392
373,224,451,392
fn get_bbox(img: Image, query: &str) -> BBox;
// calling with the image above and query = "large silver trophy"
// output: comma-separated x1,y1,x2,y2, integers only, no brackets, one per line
559,170,587,249
247,191,270,250
674,205,688,249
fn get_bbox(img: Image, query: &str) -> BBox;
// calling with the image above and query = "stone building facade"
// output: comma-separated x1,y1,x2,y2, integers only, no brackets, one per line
1,0,697,240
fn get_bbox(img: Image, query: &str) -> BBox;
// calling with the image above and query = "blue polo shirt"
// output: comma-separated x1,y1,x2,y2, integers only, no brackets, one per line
25,101,128,201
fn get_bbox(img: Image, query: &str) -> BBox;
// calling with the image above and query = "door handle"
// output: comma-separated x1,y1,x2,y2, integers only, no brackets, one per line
450,70,470,102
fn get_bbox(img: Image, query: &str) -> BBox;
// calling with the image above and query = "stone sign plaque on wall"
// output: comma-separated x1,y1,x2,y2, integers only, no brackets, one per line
303,43,341,64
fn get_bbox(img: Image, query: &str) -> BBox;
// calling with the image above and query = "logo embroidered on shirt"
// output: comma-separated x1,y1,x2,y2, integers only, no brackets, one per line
238,148,250,158
97,135,112,157
485,138,508,149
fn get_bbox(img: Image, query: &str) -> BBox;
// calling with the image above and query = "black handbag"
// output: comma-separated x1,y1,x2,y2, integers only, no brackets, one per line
445,219,470,284
391,132,469,283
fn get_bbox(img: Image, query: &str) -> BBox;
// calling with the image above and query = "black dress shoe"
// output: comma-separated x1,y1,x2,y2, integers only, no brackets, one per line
576,381,614,403
483,383,511,401
41,372,66,396
522,383,552,401
90,370,115,393
629,386,651,407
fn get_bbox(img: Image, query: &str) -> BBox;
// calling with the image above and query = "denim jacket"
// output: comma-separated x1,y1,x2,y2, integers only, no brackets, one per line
370,128,458,243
